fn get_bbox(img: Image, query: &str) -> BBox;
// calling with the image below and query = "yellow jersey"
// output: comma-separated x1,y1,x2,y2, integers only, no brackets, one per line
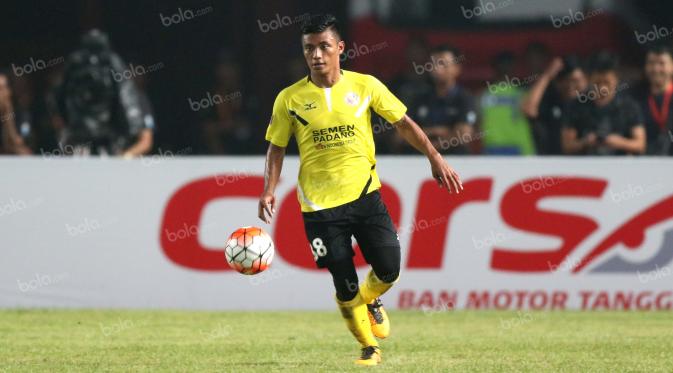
265,70,407,212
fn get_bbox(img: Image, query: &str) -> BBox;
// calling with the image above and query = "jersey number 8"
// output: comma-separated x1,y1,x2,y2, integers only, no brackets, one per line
310,237,328,261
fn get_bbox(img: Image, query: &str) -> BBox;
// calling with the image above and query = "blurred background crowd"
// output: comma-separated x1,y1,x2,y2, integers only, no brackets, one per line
1,0,673,157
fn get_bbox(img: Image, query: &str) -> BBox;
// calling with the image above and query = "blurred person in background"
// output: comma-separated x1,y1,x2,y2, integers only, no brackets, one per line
522,41,551,77
479,51,536,155
404,44,476,155
521,55,587,155
562,52,645,155
200,54,255,154
56,29,152,157
123,63,156,158
383,38,434,154
0,71,32,155
390,37,433,105
635,44,673,155
31,67,67,156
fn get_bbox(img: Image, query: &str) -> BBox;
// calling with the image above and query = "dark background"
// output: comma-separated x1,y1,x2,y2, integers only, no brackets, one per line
1,0,672,155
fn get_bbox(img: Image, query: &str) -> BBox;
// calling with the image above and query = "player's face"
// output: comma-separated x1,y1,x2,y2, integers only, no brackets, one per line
645,52,673,87
589,71,618,106
301,30,344,74
429,51,461,83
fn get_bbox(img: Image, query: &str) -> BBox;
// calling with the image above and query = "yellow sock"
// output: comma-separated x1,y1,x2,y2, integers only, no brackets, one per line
359,270,399,305
336,292,378,348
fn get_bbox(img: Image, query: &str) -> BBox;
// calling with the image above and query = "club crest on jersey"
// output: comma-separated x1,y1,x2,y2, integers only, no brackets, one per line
344,92,360,106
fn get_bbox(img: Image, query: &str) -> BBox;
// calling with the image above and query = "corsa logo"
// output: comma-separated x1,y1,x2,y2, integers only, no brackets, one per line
159,174,673,273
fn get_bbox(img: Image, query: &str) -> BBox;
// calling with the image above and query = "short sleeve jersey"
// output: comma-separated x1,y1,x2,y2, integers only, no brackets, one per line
265,70,407,212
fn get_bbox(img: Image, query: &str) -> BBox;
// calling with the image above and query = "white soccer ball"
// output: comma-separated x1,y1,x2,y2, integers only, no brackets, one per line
225,226,274,275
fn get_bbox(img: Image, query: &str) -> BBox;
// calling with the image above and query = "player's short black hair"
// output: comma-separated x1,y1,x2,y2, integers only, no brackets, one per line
557,55,583,79
430,44,461,58
300,14,341,39
646,44,673,59
588,51,619,74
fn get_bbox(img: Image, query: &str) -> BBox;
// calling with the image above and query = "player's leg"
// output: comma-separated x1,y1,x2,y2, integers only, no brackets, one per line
325,257,381,365
351,190,402,339
302,205,381,365
361,243,401,303
361,243,400,339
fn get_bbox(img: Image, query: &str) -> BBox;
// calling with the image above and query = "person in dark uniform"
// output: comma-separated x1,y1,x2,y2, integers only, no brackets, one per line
562,52,646,156
635,44,673,155
521,55,587,155
404,44,476,154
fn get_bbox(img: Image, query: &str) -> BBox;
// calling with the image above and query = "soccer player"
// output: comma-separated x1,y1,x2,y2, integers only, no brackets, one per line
258,14,462,366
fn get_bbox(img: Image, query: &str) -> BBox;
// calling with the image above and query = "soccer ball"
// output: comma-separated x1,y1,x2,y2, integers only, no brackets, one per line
225,226,274,275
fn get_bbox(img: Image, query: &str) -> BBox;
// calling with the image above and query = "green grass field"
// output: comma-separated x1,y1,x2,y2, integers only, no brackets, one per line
1,310,672,372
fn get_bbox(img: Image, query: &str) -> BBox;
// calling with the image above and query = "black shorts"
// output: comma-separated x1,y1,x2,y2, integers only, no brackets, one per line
302,190,400,268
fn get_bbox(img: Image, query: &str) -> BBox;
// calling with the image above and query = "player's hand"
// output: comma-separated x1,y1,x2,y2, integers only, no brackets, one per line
258,191,276,224
543,57,564,79
583,133,598,148
603,134,621,148
429,153,463,194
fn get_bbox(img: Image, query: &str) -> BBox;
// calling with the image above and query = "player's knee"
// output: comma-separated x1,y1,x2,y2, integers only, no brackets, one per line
372,256,400,283
373,264,400,284
334,278,359,302
327,260,360,302
377,271,399,284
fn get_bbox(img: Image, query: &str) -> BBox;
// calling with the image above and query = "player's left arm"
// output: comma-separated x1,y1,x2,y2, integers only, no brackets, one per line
393,114,463,193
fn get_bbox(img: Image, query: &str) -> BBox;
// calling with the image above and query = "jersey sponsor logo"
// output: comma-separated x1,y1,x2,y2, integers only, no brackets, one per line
303,102,317,111
312,124,356,143
314,138,356,150
344,92,360,106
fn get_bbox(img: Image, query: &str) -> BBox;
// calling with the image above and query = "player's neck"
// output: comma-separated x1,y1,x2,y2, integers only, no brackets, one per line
650,79,672,95
310,69,342,88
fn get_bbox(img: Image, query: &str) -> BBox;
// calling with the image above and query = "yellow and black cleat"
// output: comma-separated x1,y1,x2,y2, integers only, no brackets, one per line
367,298,390,339
355,346,382,366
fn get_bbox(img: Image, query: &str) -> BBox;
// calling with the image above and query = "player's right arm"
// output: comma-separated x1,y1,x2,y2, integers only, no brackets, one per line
259,90,293,223
259,143,285,223
520,57,563,118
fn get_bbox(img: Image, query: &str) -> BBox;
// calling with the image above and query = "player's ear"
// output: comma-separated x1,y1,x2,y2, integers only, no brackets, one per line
337,40,345,55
